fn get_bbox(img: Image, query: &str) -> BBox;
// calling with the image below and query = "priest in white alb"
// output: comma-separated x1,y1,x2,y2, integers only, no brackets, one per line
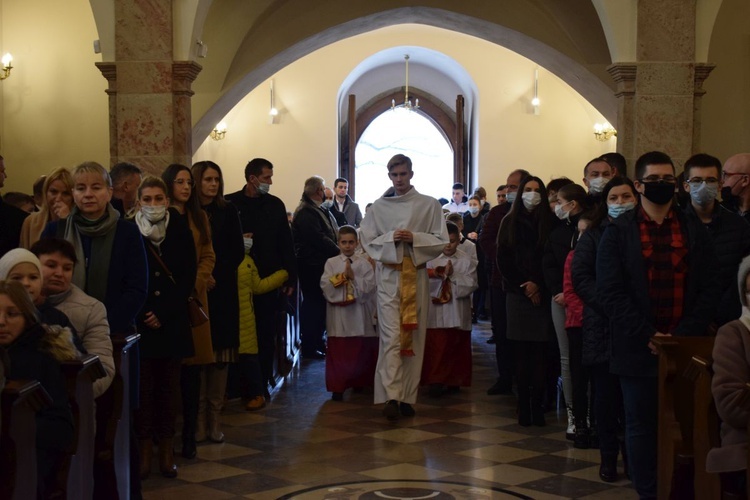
359,154,449,420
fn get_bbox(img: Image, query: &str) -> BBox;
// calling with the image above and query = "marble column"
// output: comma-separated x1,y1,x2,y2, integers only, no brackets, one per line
96,0,201,174
607,0,713,172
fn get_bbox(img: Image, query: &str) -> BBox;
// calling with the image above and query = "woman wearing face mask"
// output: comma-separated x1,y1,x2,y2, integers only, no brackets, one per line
192,161,244,445
463,196,487,323
20,167,74,249
497,175,555,426
571,176,637,482
542,183,590,441
132,176,197,479
161,164,216,459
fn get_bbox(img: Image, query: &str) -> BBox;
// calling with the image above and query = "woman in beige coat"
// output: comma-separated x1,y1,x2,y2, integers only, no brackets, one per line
162,164,216,459
707,255,750,497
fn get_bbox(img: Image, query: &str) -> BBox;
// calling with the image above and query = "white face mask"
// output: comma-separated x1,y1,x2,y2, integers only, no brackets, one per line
522,191,542,210
468,206,480,215
554,201,572,220
506,191,517,204
140,204,167,222
588,177,609,194
243,236,253,253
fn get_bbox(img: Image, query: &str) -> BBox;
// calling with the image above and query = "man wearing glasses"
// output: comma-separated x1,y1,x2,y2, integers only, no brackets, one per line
721,153,750,223
596,151,720,499
683,154,750,326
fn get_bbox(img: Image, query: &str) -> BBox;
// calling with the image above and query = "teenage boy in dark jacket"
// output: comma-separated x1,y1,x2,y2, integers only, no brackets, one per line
596,151,720,499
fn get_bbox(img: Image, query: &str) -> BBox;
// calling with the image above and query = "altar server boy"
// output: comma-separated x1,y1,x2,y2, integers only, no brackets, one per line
422,221,478,397
320,225,377,401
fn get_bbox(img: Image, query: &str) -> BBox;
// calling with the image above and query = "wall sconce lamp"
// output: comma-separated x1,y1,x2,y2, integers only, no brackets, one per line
269,80,279,124
531,68,540,115
210,122,227,141
1,53,13,81
593,122,617,141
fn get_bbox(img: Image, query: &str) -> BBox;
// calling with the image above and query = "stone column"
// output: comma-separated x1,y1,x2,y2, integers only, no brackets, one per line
96,0,201,174
607,0,713,171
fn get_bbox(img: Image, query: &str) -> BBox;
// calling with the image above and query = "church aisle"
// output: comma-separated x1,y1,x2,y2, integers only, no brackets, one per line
143,321,637,499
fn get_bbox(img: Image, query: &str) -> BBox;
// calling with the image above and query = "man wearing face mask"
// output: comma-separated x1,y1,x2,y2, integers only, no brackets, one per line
582,158,613,204
478,169,529,394
291,176,340,358
226,158,296,391
324,186,347,227
596,151,721,499
682,153,750,327
720,153,750,224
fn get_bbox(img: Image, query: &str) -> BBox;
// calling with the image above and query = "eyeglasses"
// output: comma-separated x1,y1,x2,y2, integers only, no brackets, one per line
639,176,677,183
174,179,194,186
722,171,748,180
686,178,719,188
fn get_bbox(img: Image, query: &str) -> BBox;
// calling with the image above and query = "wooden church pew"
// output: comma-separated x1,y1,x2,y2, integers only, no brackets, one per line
0,380,52,500
651,335,715,500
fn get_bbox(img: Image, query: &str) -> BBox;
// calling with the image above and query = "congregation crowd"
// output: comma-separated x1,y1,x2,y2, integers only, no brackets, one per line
0,148,749,500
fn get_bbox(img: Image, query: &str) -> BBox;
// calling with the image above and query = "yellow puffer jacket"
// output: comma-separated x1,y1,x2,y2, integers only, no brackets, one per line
238,254,289,354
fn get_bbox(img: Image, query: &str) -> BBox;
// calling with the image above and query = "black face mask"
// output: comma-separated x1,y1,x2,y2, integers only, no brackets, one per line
641,182,676,205
721,186,738,207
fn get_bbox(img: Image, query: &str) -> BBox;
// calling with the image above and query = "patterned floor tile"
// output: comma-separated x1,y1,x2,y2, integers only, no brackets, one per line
178,462,252,483
460,463,557,485
457,444,544,463
518,474,615,498
359,463,454,480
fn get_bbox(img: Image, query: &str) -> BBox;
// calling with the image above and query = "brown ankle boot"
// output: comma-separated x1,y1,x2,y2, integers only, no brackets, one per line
158,438,178,478
139,439,153,480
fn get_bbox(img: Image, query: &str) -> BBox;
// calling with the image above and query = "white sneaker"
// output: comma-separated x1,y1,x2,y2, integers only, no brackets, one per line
566,406,575,440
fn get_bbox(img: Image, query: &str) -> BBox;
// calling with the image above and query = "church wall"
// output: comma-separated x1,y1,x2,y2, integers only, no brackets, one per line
701,0,750,161
193,25,612,212
0,0,109,193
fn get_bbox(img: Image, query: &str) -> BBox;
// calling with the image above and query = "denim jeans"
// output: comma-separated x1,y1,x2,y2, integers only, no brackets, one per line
619,375,658,500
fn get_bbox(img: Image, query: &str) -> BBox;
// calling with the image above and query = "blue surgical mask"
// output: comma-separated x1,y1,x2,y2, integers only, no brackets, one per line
255,180,270,195
468,206,480,215
321,200,333,210
506,191,517,204
607,201,636,219
689,181,718,207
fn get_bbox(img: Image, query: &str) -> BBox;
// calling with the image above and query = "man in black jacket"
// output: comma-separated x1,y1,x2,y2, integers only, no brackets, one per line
597,151,720,499
226,158,297,390
0,155,29,257
682,153,750,326
291,176,340,358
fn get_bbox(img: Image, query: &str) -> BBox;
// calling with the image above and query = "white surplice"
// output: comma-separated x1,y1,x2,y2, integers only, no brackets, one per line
426,248,478,332
359,187,449,404
458,238,478,266
320,253,377,337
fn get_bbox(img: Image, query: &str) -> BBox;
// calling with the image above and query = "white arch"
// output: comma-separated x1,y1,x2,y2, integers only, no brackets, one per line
192,7,618,151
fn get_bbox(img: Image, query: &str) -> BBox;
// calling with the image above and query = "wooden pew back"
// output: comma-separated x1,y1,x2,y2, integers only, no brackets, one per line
0,380,52,500
652,335,715,500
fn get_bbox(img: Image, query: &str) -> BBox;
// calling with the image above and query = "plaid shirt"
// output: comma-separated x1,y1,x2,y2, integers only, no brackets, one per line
637,206,688,333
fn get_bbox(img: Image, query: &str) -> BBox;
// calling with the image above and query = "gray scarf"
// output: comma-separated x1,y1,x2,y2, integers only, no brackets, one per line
63,203,119,302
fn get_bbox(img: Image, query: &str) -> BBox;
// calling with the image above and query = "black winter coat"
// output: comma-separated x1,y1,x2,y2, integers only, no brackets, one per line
497,210,548,296
543,215,581,296
571,223,609,366
291,197,340,267
225,190,297,285
204,201,245,351
138,209,198,359
0,197,28,257
683,203,750,326
596,208,721,377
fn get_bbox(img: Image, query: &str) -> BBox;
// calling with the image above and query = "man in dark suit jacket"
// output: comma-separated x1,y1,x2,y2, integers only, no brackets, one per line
0,155,30,257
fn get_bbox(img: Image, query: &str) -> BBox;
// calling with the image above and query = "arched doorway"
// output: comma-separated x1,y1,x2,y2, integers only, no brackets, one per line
355,107,454,206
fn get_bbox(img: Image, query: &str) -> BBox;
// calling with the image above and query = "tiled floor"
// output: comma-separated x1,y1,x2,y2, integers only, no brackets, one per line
143,322,637,499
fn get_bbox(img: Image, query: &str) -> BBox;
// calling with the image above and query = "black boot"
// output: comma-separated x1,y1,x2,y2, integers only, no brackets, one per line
574,420,590,449
599,453,618,482
531,387,546,427
517,386,532,426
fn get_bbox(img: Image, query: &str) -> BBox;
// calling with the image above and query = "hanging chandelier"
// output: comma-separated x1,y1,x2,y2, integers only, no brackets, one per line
391,54,419,111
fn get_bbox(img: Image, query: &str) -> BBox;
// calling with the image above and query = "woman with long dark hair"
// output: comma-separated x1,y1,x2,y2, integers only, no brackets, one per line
192,161,244,442
161,164,216,459
497,175,555,426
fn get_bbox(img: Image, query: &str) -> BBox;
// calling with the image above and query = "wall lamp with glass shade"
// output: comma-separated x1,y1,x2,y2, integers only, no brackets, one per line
1,53,13,81
269,80,279,124
210,122,227,141
531,68,540,115
593,122,617,141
